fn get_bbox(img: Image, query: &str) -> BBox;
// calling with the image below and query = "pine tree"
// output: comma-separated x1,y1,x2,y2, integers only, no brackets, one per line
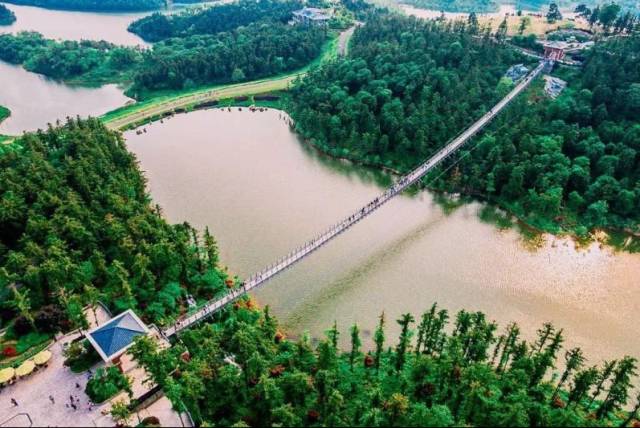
203,226,219,268
349,324,361,371
395,313,415,372
553,348,585,402
567,366,598,408
374,312,386,374
597,356,638,419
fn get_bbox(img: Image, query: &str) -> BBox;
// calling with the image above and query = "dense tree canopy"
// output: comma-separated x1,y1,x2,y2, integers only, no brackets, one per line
130,301,640,426
1,0,165,12
0,32,142,83
0,3,17,25
289,14,528,171
128,0,304,42
0,118,229,332
132,22,325,92
0,106,10,124
0,22,326,93
289,14,640,235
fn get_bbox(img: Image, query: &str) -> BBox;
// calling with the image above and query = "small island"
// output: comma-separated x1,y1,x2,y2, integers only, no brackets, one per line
0,105,10,124
0,4,17,25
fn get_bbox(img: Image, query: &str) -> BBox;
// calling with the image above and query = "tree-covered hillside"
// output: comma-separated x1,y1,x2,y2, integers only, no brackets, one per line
0,22,325,93
289,14,640,236
131,23,325,93
0,118,230,334
289,14,528,172
128,0,303,42
131,301,640,426
0,3,17,25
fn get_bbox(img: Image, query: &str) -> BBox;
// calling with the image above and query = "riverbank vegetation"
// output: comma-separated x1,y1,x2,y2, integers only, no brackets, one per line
0,32,142,84
0,0,329,95
0,3,17,25
289,13,640,238
1,0,166,12
0,118,232,336
130,301,640,426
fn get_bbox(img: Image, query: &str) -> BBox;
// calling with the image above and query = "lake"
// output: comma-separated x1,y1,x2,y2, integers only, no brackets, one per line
125,108,640,363
0,2,149,46
0,61,132,135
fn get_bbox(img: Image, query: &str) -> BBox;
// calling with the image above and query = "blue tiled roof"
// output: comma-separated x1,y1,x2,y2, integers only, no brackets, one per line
88,311,147,359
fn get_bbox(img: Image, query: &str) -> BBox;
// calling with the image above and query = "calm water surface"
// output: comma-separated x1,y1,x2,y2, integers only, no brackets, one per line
126,109,640,362
0,2,149,45
0,61,132,134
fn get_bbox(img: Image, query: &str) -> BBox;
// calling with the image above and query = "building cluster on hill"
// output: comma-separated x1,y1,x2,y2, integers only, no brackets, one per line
292,7,332,26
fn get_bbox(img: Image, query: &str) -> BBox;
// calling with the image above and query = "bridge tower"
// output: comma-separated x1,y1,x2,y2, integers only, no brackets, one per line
542,42,566,62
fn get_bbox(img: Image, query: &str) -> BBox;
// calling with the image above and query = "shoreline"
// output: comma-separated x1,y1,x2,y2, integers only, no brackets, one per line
125,103,638,252
285,117,639,252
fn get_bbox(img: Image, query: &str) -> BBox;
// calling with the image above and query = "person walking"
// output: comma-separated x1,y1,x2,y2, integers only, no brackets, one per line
49,395,55,404
10,398,18,406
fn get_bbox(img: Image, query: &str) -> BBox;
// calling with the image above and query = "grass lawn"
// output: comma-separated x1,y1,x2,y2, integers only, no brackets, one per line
100,33,341,130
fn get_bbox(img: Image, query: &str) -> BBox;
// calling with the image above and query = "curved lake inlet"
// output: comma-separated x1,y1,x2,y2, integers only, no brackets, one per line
0,2,150,45
0,61,132,135
125,108,640,362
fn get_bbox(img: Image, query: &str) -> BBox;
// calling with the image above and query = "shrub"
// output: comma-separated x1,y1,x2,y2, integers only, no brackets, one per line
2,345,17,357
141,416,160,426
12,316,34,336
34,305,66,334
16,332,50,354
86,366,131,403
63,340,101,373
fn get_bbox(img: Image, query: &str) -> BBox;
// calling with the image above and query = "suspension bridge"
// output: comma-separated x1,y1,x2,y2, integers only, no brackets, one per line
162,60,548,338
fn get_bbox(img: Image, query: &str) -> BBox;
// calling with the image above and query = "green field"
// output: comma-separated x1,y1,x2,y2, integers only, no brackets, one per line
101,35,340,130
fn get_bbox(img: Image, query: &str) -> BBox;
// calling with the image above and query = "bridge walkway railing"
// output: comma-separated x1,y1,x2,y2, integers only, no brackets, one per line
162,61,546,338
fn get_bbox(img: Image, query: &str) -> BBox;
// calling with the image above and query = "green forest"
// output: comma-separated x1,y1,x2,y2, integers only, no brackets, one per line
0,3,16,25
128,0,303,42
0,0,327,95
0,32,142,83
131,23,325,93
289,14,640,236
0,119,230,337
0,0,166,12
0,24,325,93
130,301,640,426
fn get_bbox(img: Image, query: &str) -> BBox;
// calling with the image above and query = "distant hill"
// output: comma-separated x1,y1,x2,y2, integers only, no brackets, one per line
0,0,166,12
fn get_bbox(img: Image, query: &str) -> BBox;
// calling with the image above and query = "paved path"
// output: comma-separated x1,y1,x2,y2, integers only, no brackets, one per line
163,61,547,338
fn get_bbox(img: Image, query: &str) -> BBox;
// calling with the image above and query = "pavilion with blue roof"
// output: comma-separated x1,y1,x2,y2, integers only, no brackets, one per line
86,309,150,362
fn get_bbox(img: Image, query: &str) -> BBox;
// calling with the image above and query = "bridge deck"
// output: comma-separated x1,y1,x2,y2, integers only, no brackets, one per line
162,61,546,338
